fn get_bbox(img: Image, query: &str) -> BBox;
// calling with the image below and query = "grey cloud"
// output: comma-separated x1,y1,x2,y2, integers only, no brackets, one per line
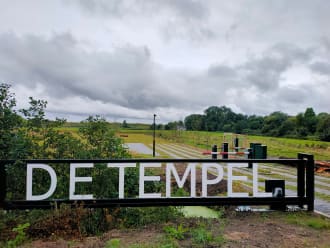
225,23,239,43
201,42,326,115
161,23,215,42
0,32,182,110
274,84,330,115
310,62,330,76
322,38,330,53
217,1,330,51
203,43,315,96
163,0,208,20
269,43,312,62
276,86,310,104
73,0,213,42
76,0,125,16
243,56,288,91
242,43,312,91
76,0,208,20
1,30,328,121
207,65,237,78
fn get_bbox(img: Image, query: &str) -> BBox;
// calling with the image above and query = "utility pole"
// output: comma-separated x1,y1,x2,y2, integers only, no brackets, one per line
153,114,156,157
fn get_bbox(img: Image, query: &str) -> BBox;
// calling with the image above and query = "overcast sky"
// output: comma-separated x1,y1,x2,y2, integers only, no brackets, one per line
1,0,330,123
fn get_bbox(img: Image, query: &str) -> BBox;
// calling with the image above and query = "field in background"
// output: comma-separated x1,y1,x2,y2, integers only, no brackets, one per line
118,129,330,161
57,124,330,160
63,121,150,130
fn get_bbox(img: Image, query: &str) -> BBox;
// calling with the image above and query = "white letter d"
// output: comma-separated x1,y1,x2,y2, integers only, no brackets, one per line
26,164,57,200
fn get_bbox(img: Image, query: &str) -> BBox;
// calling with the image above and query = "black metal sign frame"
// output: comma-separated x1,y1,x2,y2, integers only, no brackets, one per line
0,153,314,211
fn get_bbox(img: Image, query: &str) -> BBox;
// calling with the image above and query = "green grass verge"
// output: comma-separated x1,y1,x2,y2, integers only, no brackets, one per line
283,212,330,230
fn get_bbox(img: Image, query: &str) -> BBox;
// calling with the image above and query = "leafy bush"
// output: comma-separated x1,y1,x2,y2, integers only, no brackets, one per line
119,207,183,227
105,238,121,248
191,226,213,245
163,224,188,240
6,223,30,248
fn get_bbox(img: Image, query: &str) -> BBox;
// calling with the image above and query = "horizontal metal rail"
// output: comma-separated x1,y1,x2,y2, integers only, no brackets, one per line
3,197,309,210
0,158,303,164
202,151,250,155
0,154,314,211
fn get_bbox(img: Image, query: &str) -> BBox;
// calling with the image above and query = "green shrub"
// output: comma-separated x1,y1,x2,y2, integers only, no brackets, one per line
163,224,188,240
105,238,121,248
191,226,213,245
172,188,190,197
119,207,183,227
306,219,330,229
6,223,30,248
285,213,330,230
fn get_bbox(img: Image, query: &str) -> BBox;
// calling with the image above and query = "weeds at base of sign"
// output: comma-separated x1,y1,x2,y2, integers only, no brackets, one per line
285,212,330,230
160,218,226,248
163,224,188,240
4,223,30,248
104,238,121,248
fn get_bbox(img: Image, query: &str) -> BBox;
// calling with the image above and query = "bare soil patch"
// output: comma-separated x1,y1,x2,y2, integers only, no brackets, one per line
222,212,329,248
24,212,330,248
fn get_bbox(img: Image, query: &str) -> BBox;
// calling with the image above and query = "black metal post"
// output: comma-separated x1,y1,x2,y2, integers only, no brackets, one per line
153,114,156,157
212,145,217,159
248,148,253,168
222,143,228,159
234,137,239,152
297,153,305,208
306,154,315,211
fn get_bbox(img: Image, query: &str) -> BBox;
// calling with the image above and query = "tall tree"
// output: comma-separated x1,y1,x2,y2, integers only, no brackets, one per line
204,106,236,131
0,83,22,159
184,114,204,131
79,115,129,158
304,107,317,134
262,111,288,136
317,113,330,141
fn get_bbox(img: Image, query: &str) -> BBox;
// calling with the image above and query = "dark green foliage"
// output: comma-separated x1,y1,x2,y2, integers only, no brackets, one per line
262,111,288,136
184,114,205,131
0,83,23,160
118,207,183,227
317,114,330,141
304,108,317,134
191,226,213,245
174,104,329,140
122,120,129,128
79,115,129,159
163,224,188,240
164,121,184,130
1,84,180,239
6,222,30,248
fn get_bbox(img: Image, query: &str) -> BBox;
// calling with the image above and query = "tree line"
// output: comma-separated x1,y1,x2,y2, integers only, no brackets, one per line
164,106,330,141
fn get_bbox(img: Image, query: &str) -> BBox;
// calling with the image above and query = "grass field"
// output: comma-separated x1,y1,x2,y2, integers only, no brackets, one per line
116,129,330,161
56,125,330,160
